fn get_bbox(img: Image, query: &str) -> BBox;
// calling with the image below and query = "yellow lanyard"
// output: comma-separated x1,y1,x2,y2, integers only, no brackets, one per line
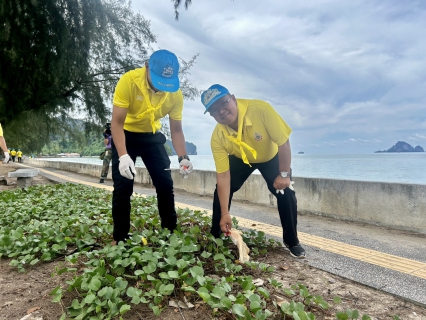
136,78,169,133
221,101,257,166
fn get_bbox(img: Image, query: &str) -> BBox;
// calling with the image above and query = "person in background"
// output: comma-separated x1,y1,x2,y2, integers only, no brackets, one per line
10,148,16,162
0,123,10,163
17,149,23,163
110,49,193,244
99,122,112,183
201,84,306,258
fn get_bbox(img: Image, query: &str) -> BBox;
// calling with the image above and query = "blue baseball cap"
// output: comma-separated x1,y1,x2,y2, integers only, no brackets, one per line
201,84,229,114
148,50,180,92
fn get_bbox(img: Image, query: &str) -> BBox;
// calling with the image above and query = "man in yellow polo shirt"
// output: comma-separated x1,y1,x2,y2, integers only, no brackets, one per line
10,148,17,162
17,149,23,163
201,84,305,258
0,123,10,163
111,49,193,243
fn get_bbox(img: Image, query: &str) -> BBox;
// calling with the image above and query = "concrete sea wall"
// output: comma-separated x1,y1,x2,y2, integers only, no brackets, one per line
28,159,426,234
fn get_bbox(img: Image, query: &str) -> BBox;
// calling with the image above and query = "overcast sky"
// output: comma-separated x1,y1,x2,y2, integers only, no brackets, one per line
132,0,426,155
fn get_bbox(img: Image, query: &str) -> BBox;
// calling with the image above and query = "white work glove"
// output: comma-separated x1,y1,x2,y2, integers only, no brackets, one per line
179,159,193,176
276,181,295,195
2,152,9,164
118,154,136,180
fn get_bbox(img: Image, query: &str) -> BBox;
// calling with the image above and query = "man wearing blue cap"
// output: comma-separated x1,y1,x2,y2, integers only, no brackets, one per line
110,49,193,244
201,84,305,258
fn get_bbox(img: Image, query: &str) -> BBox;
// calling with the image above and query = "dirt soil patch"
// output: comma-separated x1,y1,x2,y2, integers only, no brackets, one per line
0,164,425,320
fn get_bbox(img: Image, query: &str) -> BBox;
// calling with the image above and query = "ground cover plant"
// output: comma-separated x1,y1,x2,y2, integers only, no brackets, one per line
0,183,403,319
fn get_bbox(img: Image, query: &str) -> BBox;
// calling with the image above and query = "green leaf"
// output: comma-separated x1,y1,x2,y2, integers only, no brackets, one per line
143,261,157,274
134,270,144,276
213,253,225,261
50,286,62,295
200,251,212,259
115,278,128,291
352,310,359,318
190,225,200,234
180,244,198,252
160,284,174,295
88,278,102,291
333,296,342,304
119,304,131,314
159,272,171,280
232,304,246,317
97,287,108,297
189,266,204,278
168,271,179,279
249,294,261,302
211,287,226,299
197,275,206,286
176,259,189,269
181,284,196,292
250,301,262,313
220,297,232,309
164,257,177,265
336,312,349,320
41,252,52,261
151,306,160,316
257,287,270,299
126,287,137,298
84,294,96,304
29,258,39,265
362,316,372,320
197,291,211,302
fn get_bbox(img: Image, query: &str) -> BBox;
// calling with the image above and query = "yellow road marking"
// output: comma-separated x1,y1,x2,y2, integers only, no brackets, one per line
22,164,426,280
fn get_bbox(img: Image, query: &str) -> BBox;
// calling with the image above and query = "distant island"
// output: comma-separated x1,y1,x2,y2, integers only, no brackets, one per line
165,140,197,155
298,152,305,154
375,141,424,153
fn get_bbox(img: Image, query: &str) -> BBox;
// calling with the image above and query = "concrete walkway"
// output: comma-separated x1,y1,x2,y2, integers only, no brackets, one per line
17,163,426,307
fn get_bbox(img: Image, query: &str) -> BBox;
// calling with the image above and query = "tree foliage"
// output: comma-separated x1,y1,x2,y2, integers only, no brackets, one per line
0,0,199,152
1,0,155,124
171,0,192,20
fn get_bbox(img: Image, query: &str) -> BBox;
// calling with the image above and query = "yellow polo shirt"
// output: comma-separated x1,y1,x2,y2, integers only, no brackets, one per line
211,99,292,173
0,123,3,136
17,151,23,157
113,67,183,133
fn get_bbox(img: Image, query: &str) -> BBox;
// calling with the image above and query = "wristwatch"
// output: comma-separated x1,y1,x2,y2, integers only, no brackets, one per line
178,155,190,163
280,171,289,178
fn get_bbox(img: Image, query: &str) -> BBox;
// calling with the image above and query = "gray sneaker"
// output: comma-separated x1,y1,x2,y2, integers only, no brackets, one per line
285,243,306,259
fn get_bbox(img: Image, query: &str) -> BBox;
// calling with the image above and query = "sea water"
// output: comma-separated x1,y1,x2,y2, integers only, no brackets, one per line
36,153,426,185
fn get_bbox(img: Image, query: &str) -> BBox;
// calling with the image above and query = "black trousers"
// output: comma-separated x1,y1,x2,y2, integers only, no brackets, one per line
111,131,176,242
211,154,300,247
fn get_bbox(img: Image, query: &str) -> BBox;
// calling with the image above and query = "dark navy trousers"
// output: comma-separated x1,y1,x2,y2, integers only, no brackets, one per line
211,154,300,247
111,131,176,242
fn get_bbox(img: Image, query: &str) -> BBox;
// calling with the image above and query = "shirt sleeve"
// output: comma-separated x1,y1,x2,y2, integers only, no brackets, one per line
0,123,3,137
262,103,292,146
168,90,184,121
211,129,230,173
113,73,131,108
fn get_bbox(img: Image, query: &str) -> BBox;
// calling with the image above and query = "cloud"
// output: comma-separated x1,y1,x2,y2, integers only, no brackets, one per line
408,134,426,142
131,0,426,154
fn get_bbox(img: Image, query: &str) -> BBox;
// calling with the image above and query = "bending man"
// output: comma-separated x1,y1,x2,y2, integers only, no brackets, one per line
201,84,305,258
